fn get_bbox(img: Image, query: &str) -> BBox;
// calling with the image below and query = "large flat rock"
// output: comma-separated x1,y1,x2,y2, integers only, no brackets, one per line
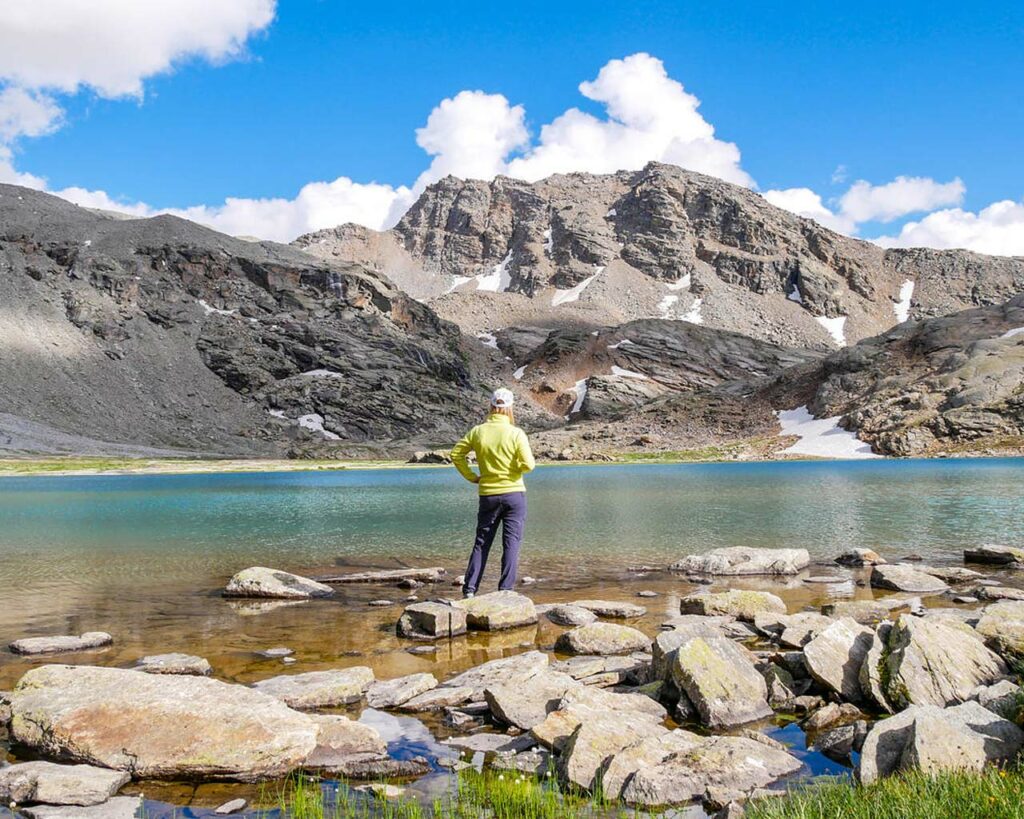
22,796,142,819
9,633,112,656
882,616,1007,708
670,547,810,576
303,714,387,767
134,653,212,676
223,567,334,599
531,686,666,751
366,673,438,709
554,623,650,656
803,618,874,702
396,602,467,640
558,710,667,791
680,590,786,621
0,761,129,807
870,564,949,595
317,567,446,583
452,590,537,630
484,670,581,730
670,634,772,728
546,605,598,627
570,600,647,618
10,665,319,781
440,650,548,697
251,667,375,709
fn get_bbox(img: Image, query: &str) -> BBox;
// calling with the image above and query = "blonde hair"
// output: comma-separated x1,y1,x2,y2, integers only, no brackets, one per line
489,404,515,425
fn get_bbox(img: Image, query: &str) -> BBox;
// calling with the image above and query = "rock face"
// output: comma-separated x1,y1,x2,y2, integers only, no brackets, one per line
224,567,334,600
671,547,810,576
680,590,787,621
670,634,772,728
365,673,438,709
9,633,113,656
0,761,130,807
251,667,375,709
0,184,477,457
622,735,803,808
452,590,537,630
554,623,650,656
10,665,320,780
396,602,467,640
870,564,949,594
882,617,1007,708
134,653,212,676
802,618,874,702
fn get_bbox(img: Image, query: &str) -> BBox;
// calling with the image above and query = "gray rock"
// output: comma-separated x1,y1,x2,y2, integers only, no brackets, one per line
964,544,1024,565
821,599,894,624
803,617,874,702
882,616,1007,708
550,654,648,686
321,753,430,779
651,621,724,681
397,686,476,712
859,622,895,713
901,709,987,775
259,647,294,658
9,632,112,655
134,653,212,676
251,667,375,709
622,735,802,807
976,600,1024,659
600,729,703,799
490,748,551,775
303,714,387,767
10,665,320,781
870,564,949,595
558,710,667,791
442,732,536,754
679,590,786,621
670,633,772,728
835,548,886,567
638,590,659,598
396,601,468,640
452,590,538,630
753,612,833,648
546,605,598,627
761,664,796,708
0,762,129,807
570,599,647,618
224,567,334,599
215,799,248,815
975,680,1021,719
916,566,984,584
317,567,447,584
484,670,581,730
530,686,666,751
973,585,1024,602
21,797,142,819
814,724,857,761
365,673,438,709
555,623,650,655
440,650,549,698
670,547,810,576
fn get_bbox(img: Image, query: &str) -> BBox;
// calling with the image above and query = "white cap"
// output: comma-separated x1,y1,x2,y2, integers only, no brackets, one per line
491,388,514,408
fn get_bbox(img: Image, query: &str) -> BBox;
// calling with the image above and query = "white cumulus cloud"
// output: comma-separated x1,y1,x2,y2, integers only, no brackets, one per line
838,175,965,223
873,200,1024,256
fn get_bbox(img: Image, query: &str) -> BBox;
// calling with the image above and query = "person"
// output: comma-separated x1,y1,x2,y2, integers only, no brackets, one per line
451,388,535,598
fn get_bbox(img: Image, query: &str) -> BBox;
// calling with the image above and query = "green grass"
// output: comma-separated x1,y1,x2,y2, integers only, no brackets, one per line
747,768,1024,819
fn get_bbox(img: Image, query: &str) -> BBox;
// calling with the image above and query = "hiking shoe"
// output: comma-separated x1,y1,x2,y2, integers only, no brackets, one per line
462,592,475,599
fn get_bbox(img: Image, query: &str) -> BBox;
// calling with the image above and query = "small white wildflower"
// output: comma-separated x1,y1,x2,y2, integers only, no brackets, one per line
498,774,504,781
546,770,553,778
10,802,18,810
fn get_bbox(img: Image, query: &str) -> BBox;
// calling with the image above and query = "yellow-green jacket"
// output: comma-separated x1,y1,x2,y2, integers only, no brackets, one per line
451,414,536,495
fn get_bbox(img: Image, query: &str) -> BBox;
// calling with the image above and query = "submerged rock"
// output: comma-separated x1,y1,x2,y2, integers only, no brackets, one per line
134,653,212,676
317,567,446,583
670,547,810,576
396,601,468,640
870,564,949,595
680,590,786,621
9,632,112,656
554,622,650,655
215,799,248,815
670,633,772,728
452,590,538,630
251,667,375,709
0,761,129,807
10,665,320,781
570,599,647,618
365,673,438,709
803,618,874,702
223,567,334,599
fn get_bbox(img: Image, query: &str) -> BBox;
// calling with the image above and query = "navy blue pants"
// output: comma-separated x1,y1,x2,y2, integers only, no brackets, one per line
463,492,527,594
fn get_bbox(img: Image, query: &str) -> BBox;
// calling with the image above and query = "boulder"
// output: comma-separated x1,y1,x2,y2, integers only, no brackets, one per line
651,621,725,680
303,714,387,766
451,590,537,630
10,665,319,781
397,686,475,712
976,600,1024,659
803,618,874,702
835,548,886,567
883,616,1007,708
916,566,983,584
814,723,858,761
223,567,333,599
440,650,549,697
821,599,895,625
679,590,786,621
973,585,1024,602
762,664,796,709
975,680,1021,719
442,733,536,754
622,736,802,808
964,544,1024,565
251,667,375,709
0,762,129,807
670,633,772,728
546,605,598,627
670,547,810,576
134,653,212,676
570,600,647,618
558,711,667,791
753,612,834,648
365,673,438,709
396,601,468,640
599,729,702,799
555,623,650,656
530,686,666,751
900,709,986,775
21,797,142,819
859,622,894,713
550,654,649,686
484,670,581,730
9,633,113,656
870,564,949,595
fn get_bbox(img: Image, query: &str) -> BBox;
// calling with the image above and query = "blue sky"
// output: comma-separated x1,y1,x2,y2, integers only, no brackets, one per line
0,1,1021,250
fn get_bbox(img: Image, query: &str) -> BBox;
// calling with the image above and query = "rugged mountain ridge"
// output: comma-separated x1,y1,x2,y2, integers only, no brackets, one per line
296,162,1024,351
0,184,481,456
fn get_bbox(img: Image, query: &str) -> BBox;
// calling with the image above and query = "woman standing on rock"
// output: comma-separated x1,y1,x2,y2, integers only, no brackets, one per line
451,388,535,598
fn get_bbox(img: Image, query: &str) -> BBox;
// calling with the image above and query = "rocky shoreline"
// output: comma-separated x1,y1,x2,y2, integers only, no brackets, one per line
3,545,1024,817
